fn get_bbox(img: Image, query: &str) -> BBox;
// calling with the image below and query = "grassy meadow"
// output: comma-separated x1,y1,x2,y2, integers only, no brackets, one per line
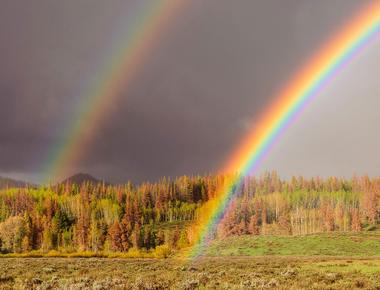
1,231,380,289
1,175,380,288
1,256,379,289
205,231,380,257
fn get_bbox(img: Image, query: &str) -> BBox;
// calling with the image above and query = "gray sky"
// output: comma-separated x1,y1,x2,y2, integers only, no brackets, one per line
0,0,378,184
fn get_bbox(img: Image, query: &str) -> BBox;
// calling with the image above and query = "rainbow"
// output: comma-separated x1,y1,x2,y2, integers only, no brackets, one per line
43,0,186,183
187,1,380,258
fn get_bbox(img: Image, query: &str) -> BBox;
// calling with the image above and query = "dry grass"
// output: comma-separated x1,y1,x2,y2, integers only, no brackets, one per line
0,256,380,289
0,245,172,259
2,232,380,289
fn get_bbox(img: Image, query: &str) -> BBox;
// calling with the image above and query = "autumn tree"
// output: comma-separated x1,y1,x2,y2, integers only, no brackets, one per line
0,216,26,253
108,220,122,251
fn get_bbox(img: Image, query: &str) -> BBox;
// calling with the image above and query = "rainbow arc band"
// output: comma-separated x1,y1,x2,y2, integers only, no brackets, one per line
41,1,380,257
43,1,187,183
187,2,380,258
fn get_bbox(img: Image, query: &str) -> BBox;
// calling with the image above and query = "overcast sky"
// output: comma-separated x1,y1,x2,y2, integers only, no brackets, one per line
0,0,379,184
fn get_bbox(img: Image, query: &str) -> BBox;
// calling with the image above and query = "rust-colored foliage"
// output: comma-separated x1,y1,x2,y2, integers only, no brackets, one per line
0,173,378,253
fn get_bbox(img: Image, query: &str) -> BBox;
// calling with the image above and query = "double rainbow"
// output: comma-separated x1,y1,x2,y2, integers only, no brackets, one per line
42,0,380,256
188,1,380,258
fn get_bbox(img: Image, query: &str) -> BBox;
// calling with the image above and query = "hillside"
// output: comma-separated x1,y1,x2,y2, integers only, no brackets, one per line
60,173,108,185
0,176,32,189
204,231,380,257
0,173,380,264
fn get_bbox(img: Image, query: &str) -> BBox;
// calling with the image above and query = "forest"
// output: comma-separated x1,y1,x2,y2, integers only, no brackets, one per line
0,172,378,256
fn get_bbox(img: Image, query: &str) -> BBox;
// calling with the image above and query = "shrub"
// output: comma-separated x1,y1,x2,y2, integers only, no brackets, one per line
126,247,143,258
153,244,172,258
45,250,62,257
364,224,377,231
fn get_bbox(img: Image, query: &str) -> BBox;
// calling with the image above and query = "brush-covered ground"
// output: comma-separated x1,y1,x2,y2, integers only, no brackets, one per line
1,231,380,289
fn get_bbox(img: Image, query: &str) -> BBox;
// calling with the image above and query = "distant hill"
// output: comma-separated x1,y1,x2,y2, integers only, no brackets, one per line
61,173,108,185
0,176,33,189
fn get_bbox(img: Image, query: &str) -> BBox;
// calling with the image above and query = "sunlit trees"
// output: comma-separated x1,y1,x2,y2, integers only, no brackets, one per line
0,173,378,254
351,208,361,232
363,188,378,225
0,216,26,253
108,220,122,251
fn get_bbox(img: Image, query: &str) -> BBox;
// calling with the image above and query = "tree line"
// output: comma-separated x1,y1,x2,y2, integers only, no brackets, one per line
0,172,378,254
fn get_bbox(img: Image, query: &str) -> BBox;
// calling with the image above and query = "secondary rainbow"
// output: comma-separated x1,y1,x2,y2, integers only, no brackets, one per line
43,0,186,183
187,1,380,258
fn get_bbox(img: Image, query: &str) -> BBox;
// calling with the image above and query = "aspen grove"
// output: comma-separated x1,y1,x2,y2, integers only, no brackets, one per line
0,172,378,255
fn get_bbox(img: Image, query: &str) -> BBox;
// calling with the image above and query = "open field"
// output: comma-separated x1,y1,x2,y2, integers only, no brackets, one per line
1,256,380,289
205,231,380,257
1,232,380,289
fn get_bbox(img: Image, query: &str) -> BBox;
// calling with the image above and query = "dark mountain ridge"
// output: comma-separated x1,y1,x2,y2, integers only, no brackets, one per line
0,176,33,189
61,173,108,185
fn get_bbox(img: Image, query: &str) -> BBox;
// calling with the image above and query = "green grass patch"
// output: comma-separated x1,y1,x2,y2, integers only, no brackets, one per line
155,220,192,231
205,231,380,257
303,260,380,274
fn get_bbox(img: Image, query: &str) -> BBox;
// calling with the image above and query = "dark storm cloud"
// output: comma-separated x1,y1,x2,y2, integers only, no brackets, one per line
0,0,375,183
